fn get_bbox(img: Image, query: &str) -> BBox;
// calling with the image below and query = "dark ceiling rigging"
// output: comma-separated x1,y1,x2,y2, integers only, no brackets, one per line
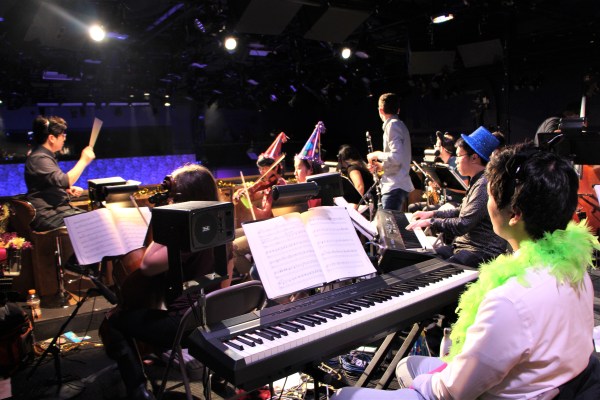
0,0,598,111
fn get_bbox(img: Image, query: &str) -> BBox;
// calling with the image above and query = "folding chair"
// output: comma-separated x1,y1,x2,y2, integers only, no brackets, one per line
156,279,266,400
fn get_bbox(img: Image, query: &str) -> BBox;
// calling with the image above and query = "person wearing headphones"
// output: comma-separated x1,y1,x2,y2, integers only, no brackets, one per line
25,115,95,231
100,164,233,400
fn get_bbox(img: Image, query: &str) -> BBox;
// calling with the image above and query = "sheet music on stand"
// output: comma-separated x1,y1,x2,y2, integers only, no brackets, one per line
420,163,468,192
334,197,377,240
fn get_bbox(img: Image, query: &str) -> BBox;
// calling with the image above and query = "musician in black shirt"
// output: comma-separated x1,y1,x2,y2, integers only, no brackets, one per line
25,115,95,230
406,127,507,268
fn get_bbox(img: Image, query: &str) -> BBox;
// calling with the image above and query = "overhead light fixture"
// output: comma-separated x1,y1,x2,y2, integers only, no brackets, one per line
431,13,454,24
89,24,106,42
341,47,352,59
224,36,237,52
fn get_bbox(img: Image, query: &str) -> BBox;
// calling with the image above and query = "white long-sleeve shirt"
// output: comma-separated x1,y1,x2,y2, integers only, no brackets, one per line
413,267,595,399
379,116,414,195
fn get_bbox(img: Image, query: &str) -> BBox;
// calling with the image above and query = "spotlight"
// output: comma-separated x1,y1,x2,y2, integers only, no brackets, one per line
89,24,106,42
341,47,352,59
164,102,171,107
431,13,454,24
224,36,237,51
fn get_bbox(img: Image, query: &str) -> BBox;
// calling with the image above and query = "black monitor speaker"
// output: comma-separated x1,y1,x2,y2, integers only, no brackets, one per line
152,201,235,252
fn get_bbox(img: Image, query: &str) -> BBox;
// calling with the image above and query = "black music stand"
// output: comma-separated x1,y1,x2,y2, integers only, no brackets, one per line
416,163,467,208
539,131,600,165
421,164,467,192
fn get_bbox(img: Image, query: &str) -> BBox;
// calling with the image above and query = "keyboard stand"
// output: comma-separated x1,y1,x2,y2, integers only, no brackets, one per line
355,322,426,389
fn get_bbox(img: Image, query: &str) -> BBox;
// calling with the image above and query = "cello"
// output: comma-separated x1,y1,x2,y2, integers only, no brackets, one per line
576,165,600,236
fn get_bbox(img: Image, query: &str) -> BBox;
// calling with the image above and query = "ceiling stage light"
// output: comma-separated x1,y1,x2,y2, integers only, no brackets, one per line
89,24,106,42
224,36,238,51
431,13,454,24
341,47,352,59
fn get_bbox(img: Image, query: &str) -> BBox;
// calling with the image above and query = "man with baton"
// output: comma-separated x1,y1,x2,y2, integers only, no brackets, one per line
25,115,97,230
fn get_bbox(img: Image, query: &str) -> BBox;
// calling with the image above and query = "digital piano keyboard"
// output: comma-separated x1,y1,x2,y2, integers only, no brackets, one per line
187,258,478,389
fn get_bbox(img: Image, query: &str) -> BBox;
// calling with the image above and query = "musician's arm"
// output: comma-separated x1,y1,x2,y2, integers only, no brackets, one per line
432,180,487,236
67,146,95,186
348,168,365,195
140,241,169,276
376,121,408,169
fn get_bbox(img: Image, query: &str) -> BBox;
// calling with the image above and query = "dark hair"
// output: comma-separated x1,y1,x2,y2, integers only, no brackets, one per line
378,93,399,115
486,142,578,240
257,156,284,174
32,115,67,144
170,164,219,203
297,158,323,175
456,130,505,166
436,131,457,154
338,144,368,171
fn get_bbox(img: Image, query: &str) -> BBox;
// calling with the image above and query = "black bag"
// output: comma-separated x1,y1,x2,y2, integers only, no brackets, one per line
0,301,34,377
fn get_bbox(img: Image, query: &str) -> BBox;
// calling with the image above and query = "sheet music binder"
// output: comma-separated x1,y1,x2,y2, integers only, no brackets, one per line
420,164,468,192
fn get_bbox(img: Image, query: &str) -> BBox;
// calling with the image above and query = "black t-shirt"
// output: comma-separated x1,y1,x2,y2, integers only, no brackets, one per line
24,146,72,228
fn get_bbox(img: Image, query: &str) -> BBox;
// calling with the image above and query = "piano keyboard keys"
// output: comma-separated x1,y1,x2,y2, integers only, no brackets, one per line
216,265,476,365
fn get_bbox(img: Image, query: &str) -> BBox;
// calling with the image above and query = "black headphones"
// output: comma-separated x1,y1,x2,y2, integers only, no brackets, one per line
148,175,177,205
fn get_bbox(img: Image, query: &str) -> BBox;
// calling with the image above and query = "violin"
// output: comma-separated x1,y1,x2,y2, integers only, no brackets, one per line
233,154,286,204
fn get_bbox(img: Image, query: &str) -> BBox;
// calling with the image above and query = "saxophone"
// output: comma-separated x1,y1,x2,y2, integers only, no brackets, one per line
366,131,383,208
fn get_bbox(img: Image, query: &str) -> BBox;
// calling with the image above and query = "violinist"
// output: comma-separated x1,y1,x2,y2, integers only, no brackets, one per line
232,133,287,277
100,164,233,400
232,132,288,220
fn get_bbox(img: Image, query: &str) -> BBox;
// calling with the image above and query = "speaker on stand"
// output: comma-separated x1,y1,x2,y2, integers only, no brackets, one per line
152,201,235,303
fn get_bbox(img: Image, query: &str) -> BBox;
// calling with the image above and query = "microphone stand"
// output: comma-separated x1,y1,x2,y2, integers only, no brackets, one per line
27,288,100,398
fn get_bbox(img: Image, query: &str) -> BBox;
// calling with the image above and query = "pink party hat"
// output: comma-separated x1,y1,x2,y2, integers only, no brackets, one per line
260,132,288,160
296,121,325,164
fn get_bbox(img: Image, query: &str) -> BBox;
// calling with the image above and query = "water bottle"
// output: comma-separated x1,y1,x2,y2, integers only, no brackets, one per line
439,327,452,357
26,289,42,320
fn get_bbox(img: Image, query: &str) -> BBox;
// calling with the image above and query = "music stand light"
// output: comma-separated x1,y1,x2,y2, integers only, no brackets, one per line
306,172,344,206
271,182,320,207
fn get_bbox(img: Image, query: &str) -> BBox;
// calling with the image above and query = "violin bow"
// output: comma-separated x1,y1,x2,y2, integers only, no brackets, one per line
240,171,257,220
256,153,286,182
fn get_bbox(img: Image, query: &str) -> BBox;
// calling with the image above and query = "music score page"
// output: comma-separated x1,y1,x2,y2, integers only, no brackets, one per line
64,207,151,265
243,206,376,299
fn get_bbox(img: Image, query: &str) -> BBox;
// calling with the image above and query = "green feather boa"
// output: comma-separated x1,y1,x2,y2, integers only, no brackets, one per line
445,221,600,361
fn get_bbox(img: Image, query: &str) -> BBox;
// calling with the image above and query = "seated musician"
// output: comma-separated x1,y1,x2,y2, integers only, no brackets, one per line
232,133,287,276
333,142,599,400
337,144,377,209
100,164,233,400
407,127,507,268
409,131,466,213
25,115,95,231
294,124,324,208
